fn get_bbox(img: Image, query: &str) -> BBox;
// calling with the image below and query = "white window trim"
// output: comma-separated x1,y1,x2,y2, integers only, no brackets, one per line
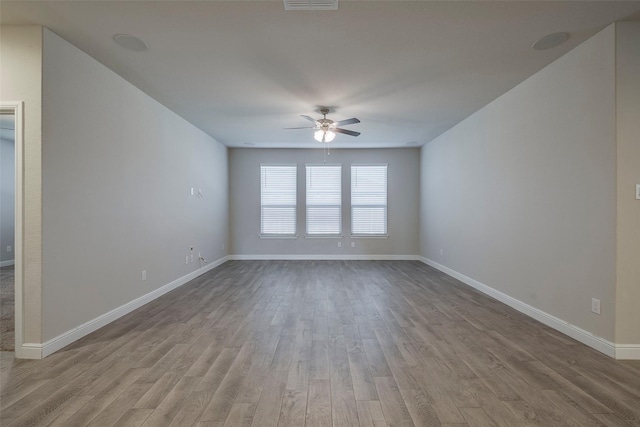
351,163,388,237
260,163,297,238
305,163,342,238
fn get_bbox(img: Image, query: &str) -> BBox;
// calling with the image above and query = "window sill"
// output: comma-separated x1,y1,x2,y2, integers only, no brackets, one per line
305,235,343,239
260,235,298,239
350,235,389,239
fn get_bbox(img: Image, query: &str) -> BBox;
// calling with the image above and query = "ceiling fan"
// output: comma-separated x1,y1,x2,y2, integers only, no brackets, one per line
285,108,361,143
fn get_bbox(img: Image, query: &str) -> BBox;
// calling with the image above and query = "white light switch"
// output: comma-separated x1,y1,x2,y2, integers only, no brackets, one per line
636,184,640,200
141,270,147,281
591,298,601,315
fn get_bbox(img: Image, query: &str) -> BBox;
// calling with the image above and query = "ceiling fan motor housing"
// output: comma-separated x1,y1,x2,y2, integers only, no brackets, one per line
318,118,336,132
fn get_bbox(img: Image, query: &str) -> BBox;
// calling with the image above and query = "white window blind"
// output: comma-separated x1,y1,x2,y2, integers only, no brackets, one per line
351,164,388,235
261,165,297,236
306,165,342,236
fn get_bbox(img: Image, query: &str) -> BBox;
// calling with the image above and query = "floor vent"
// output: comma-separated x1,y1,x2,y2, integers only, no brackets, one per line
283,0,338,11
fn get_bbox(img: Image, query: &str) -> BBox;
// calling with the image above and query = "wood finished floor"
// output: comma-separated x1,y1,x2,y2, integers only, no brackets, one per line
1,260,640,427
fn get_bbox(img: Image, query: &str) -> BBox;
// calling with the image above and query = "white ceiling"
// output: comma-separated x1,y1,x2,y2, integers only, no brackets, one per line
2,1,640,149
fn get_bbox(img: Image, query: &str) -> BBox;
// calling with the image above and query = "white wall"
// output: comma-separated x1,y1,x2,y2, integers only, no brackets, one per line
41,29,228,342
230,148,419,258
420,26,617,342
0,25,43,344
615,22,640,347
0,116,15,264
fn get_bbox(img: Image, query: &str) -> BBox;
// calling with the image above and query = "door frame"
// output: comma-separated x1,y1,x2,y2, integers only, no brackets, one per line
1,101,24,357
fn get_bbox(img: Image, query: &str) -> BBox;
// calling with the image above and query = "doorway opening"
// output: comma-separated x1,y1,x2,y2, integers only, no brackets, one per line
0,102,23,356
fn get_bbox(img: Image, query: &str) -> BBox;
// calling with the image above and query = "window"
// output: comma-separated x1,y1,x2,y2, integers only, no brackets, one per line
351,164,388,236
306,164,341,236
260,165,297,236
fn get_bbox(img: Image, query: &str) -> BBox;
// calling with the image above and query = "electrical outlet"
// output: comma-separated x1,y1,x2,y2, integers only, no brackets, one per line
591,298,601,315
351,242,355,248
190,187,194,196
338,242,341,248
6,246,11,253
141,270,147,281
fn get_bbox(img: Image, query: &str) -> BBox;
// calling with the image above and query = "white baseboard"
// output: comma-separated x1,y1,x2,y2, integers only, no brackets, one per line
417,256,627,359
228,254,419,261
29,255,638,361
15,343,43,359
40,256,229,358
615,344,640,360
0,260,14,267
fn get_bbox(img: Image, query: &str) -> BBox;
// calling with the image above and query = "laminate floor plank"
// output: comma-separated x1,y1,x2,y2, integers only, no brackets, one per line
44,395,95,427
310,339,330,380
114,408,154,427
222,402,255,427
397,386,442,427
139,375,200,426
306,379,332,427
374,376,415,427
250,369,288,427
58,367,148,427
167,347,241,427
235,351,274,403
198,342,254,424
348,350,379,401
2,261,640,427
459,407,498,427
356,400,387,427
331,386,360,427
277,389,307,427
592,412,636,427
86,381,154,427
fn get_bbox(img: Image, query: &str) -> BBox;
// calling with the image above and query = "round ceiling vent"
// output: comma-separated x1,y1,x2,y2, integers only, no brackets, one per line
533,32,570,51
113,34,148,52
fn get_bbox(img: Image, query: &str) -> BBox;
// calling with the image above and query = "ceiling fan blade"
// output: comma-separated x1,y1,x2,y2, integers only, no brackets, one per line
335,128,361,137
334,118,360,126
300,115,318,124
284,126,314,129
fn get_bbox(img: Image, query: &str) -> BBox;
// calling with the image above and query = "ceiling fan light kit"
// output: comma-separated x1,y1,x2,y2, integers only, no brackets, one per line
315,129,336,143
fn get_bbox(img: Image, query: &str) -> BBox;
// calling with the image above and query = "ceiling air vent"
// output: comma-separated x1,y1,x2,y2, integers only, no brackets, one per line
284,0,338,11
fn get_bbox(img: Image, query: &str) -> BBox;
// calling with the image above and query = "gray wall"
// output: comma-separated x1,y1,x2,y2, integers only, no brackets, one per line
230,148,419,257
0,25,44,344
0,116,15,264
41,29,229,341
419,26,617,341
615,22,640,345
